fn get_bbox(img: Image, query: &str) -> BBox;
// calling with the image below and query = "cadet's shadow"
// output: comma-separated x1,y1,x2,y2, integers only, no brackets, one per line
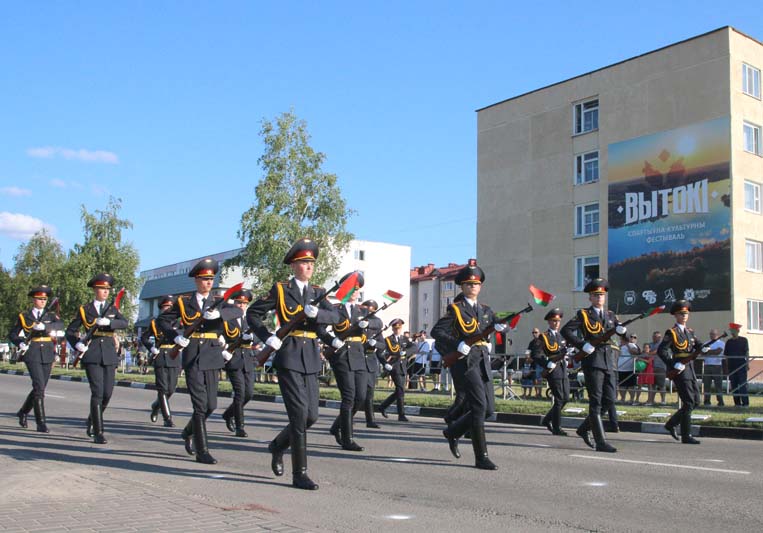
0,437,282,486
304,446,459,468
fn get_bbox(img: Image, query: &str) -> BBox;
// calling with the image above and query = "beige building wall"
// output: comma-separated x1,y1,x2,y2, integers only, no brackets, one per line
477,27,762,357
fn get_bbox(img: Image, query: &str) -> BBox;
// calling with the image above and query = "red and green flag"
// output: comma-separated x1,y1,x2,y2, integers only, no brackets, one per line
509,313,522,330
335,272,361,303
529,284,555,307
382,290,403,303
644,304,665,317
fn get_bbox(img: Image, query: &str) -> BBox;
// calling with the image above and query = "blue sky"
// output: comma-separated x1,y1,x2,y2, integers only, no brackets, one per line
1,1,760,272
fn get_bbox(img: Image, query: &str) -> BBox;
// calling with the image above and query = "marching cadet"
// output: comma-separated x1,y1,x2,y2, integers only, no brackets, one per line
531,308,569,436
221,289,258,438
360,299,386,429
657,300,706,444
327,275,369,451
141,295,180,427
9,285,63,433
246,238,339,490
65,273,128,444
158,259,243,464
561,278,623,453
432,259,507,470
377,318,415,421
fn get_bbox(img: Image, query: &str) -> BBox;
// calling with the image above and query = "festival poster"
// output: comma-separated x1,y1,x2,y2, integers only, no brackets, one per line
607,117,731,313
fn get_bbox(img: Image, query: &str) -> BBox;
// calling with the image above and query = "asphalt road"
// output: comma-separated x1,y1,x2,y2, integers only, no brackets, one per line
1,373,761,532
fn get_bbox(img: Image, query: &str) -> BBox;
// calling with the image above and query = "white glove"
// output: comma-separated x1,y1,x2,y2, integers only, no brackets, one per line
486,342,493,353
19,342,29,352
701,346,709,353
203,309,221,320
457,341,471,355
582,342,595,354
221,350,233,362
673,362,685,372
304,304,319,318
265,335,282,350
174,335,190,348
615,325,627,335
384,363,393,371
331,337,345,350
96,317,111,326
75,342,88,353
358,320,369,329
494,323,507,332
33,322,46,331
218,335,225,345
242,332,254,341
367,338,377,347
150,347,160,355
546,361,556,370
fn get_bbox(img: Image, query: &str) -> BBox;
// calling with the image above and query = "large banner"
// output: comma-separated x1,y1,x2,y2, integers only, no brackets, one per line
608,117,731,314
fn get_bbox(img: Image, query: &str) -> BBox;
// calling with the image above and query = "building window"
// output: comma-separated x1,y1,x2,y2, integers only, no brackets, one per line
423,308,429,316
573,99,599,134
748,299,763,332
423,293,428,301
575,203,599,236
575,256,600,291
575,150,599,185
743,122,762,155
743,63,761,99
746,240,763,272
354,249,365,261
745,181,761,213
444,281,454,291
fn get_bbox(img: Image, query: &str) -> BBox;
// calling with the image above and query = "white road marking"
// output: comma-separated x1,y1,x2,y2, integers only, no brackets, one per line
382,457,415,462
570,454,750,475
585,482,608,487
701,459,725,463
45,394,65,399
385,515,414,520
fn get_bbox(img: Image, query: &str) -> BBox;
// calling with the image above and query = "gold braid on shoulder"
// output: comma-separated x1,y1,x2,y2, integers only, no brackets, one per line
669,328,689,351
277,282,302,322
541,333,559,353
79,306,97,329
451,304,478,335
581,310,603,335
178,297,200,326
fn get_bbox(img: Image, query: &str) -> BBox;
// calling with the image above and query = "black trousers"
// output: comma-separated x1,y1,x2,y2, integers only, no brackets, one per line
583,367,616,419
364,366,378,421
227,368,254,408
445,359,467,423
380,367,406,415
84,363,116,410
185,365,219,417
273,369,320,449
154,366,180,398
729,366,750,406
545,374,570,430
332,358,367,415
668,365,700,427
24,360,53,400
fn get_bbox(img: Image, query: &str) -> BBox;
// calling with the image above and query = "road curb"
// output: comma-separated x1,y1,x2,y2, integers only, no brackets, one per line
2,368,761,440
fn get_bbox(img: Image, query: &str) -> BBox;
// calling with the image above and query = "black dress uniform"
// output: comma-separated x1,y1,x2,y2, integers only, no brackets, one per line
221,289,258,438
65,273,128,444
327,279,369,451
360,300,386,428
435,292,467,426
378,319,416,421
531,308,570,436
157,259,243,464
561,278,622,453
140,295,181,427
432,260,501,470
246,238,339,490
657,300,702,444
8,285,63,433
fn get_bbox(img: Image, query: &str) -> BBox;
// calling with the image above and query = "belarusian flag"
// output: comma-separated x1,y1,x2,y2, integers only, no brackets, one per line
644,305,665,317
529,284,554,307
382,290,403,303
509,313,522,330
335,272,361,303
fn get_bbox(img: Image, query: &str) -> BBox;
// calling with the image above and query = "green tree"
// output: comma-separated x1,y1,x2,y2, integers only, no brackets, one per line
0,262,23,339
228,110,354,293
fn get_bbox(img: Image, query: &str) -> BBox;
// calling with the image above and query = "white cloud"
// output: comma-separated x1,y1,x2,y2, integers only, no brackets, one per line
1,186,32,197
0,212,55,240
50,179,67,188
27,146,119,164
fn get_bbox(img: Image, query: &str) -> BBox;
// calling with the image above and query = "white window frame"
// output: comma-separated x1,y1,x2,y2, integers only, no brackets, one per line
743,63,761,99
575,150,599,185
444,281,454,291
743,122,762,155
744,180,761,213
574,256,600,291
574,203,599,237
353,249,365,261
573,98,599,135
746,239,763,272
747,299,763,332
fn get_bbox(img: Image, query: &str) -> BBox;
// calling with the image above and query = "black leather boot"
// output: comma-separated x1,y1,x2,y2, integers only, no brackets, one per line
443,428,461,459
234,403,247,438
86,415,93,437
329,416,342,445
92,404,107,445
542,412,553,434
396,397,409,421
193,413,217,464
680,411,700,444
182,419,195,455
365,396,380,428
472,424,497,470
576,417,594,449
291,433,318,490
33,397,50,433
269,427,289,476
665,410,681,441
160,394,174,427
17,391,33,428
340,410,363,451
222,404,235,433
591,414,616,453
150,394,160,423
